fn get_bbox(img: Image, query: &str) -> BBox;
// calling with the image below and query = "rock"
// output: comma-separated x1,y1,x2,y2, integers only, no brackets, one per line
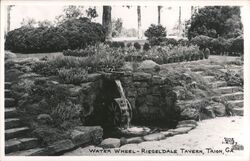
138,60,160,72
200,106,216,120
37,114,53,125
100,138,121,149
86,73,102,82
19,73,41,79
121,62,134,71
180,108,199,120
176,124,196,129
46,139,75,155
152,76,165,85
178,120,198,126
142,133,166,141
126,137,144,144
71,126,103,146
168,127,193,135
160,131,174,137
5,51,17,60
69,86,82,97
133,72,152,81
212,102,226,117
81,82,93,93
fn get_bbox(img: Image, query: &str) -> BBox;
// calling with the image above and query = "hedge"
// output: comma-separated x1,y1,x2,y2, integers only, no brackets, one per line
5,17,106,53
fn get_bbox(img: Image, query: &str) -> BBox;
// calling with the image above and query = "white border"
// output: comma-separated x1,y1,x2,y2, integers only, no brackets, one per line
1,1,250,161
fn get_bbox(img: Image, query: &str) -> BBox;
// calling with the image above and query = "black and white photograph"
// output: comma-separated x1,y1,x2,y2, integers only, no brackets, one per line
1,0,249,160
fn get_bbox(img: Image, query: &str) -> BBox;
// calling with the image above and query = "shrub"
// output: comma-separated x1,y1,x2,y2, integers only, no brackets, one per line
134,42,141,50
5,17,106,53
63,46,96,57
160,38,178,46
59,17,106,49
58,68,88,85
229,37,243,55
204,48,210,59
126,42,132,48
5,27,69,53
190,35,212,51
144,24,167,46
143,43,150,51
51,101,82,122
108,41,125,48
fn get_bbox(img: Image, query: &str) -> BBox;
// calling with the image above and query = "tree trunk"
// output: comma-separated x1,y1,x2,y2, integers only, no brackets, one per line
102,6,112,40
178,6,182,37
7,6,12,33
137,6,142,39
157,6,162,25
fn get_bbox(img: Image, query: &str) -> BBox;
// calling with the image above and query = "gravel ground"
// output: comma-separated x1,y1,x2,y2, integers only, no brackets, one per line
64,116,245,156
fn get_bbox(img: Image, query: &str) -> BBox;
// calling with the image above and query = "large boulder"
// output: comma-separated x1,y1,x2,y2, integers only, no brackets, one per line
37,114,53,125
138,60,160,72
99,138,121,149
142,133,165,141
5,51,17,60
70,126,103,147
212,102,226,117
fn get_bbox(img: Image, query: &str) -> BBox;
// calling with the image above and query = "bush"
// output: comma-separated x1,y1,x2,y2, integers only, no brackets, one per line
5,17,106,53
190,35,212,51
229,37,243,55
58,68,88,85
107,41,125,48
143,43,150,51
63,46,96,57
160,38,178,46
204,48,210,59
5,27,69,53
144,24,167,46
134,42,141,50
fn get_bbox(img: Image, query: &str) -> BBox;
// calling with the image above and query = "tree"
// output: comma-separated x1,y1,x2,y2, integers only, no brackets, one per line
38,20,54,27
157,6,162,25
187,6,243,39
102,6,112,40
137,6,142,39
21,18,36,28
7,5,14,33
86,7,98,20
112,18,123,37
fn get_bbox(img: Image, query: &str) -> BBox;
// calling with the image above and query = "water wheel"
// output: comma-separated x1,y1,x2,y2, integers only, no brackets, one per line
106,99,122,127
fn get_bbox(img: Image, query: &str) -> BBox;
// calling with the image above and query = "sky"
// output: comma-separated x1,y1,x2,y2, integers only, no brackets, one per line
5,5,192,34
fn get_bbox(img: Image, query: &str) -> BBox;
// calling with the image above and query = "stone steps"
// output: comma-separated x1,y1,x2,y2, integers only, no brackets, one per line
194,71,204,75
5,118,21,129
5,98,16,107
203,76,216,82
6,147,45,156
5,107,18,118
232,108,244,116
209,81,227,88
214,86,242,94
5,89,12,98
5,82,12,89
228,100,243,108
221,92,244,100
5,127,30,140
5,138,38,154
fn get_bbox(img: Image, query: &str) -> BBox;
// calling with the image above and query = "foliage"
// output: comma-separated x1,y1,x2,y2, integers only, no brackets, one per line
187,6,243,39
190,35,243,55
63,46,96,57
204,48,210,59
144,24,167,46
143,43,150,51
112,18,123,37
106,41,125,48
134,42,141,50
220,69,243,86
58,68,88,84
5,17,106,53
51,101,82,122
